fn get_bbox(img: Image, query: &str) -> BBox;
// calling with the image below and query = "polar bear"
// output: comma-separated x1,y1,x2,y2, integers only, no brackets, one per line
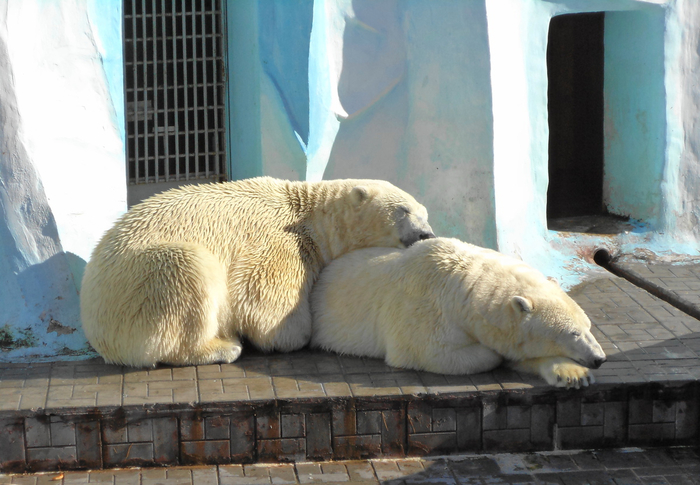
310,237,606,389
81,176,434,367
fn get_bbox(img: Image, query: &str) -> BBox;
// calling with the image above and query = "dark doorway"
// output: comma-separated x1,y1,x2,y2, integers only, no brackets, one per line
546,13,605,221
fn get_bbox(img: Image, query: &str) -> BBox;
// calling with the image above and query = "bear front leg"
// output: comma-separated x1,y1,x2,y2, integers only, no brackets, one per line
510,357,594,389
162,336,243,366
198,336,244,364
399,343,503,375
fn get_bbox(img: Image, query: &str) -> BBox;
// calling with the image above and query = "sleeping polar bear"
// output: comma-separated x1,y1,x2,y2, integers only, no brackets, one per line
310,237,606,388
81,177,434,367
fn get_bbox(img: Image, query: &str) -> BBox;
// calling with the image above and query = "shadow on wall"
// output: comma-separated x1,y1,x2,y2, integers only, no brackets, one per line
258,0,313,146
321,0,497,248
323,0,408,182
0,23,95,362
0,252,94,361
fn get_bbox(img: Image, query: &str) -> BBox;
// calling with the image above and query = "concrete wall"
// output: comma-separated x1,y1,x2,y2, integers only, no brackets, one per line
234,0,700,288
667,0,700,244
0,0,125,361
229,0,497,247
604,8,666,224
3,0,700,361
487,0,700,287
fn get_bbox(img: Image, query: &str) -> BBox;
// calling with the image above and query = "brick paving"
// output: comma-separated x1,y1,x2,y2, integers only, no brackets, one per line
1,262,700,472
2,447,700,484
2,266,700,412
569,267,700,384
614,259,700,313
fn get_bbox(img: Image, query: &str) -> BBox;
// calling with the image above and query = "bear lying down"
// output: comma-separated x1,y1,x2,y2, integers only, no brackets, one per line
81,177,434,367
310,237,606,389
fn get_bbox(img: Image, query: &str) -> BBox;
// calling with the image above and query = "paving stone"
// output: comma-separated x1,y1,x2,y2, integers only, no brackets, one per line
333,435,381,461
0,418,25,471
181,440,230,465
484,428,534,453
25,446,77,469
408,432,457,456
505,405,530,429
103,442,154,467
75,420,101,469
530,404,555,449
23,418,50,449
280,414,305,439
345,461,376,482
482,400,507,431
257,438,306,463
306,413,332,461
407,402,431,434
267,464,297,485
153,416,179,464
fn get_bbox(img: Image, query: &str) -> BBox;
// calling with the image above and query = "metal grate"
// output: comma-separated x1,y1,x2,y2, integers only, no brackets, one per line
124,0,227,186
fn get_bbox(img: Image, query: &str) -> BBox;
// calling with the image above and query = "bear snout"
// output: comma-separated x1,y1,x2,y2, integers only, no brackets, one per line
591,356,606,369
400,229,436,247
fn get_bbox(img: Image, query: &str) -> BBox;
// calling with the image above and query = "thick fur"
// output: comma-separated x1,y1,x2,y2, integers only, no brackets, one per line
81,177,434,367
310,237,606,389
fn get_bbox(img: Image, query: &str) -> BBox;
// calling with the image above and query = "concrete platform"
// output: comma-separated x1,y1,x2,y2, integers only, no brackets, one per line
1,263,700,473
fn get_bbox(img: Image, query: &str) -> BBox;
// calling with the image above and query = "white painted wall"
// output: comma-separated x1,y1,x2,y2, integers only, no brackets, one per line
487,0,700,287
0,0,124,361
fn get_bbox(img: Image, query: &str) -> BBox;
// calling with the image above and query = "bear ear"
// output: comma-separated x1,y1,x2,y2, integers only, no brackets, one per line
547,276,560,287
511,296,533,314
350,186,370,205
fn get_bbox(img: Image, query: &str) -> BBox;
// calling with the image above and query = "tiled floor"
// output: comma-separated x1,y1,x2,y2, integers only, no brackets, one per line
3,447,700,484
570,268,700,384
616,258,700,309
3,266,700,411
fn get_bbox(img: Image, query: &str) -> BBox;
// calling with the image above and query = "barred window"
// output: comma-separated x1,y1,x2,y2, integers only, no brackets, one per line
124,0,227,204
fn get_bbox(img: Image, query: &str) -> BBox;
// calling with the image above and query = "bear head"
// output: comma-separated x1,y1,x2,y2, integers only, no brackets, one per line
502,283,607,370
345,181,435,249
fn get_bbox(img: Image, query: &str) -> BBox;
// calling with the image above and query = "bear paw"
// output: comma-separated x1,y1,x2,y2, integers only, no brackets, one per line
196,337,243,365
215,341,243,364
542,358,595,389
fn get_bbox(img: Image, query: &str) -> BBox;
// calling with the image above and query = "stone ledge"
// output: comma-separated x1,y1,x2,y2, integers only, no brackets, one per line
1,380,698,473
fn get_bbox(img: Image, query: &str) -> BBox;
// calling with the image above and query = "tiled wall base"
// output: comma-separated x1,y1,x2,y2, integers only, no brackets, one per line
1,381,697,473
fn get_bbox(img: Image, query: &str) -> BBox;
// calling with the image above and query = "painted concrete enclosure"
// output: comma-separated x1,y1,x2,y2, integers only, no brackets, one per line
0,0,125,361
2,0,700,361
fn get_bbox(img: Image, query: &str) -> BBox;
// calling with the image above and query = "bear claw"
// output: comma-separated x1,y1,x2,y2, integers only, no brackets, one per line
543,358,596,389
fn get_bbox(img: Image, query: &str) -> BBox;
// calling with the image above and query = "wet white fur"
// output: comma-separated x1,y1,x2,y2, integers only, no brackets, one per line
310,237,606,389
81,177,433,367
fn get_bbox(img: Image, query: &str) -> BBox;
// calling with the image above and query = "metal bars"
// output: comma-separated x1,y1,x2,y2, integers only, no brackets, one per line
124,0,226,185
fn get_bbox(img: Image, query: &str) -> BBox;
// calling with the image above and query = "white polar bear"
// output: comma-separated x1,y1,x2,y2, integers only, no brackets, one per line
80,177,434,367
310,237,606,388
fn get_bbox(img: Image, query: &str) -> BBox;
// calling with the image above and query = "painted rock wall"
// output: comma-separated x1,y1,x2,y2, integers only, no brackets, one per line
235,0,498,247
3,0,700,362
0,1,125,361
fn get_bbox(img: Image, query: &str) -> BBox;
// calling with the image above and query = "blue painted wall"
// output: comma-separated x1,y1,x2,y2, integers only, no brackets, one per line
228,0,497,247
604,8,666,226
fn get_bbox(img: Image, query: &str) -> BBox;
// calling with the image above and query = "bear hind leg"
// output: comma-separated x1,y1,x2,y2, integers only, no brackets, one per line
267,304,313,352
141,242,241,365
